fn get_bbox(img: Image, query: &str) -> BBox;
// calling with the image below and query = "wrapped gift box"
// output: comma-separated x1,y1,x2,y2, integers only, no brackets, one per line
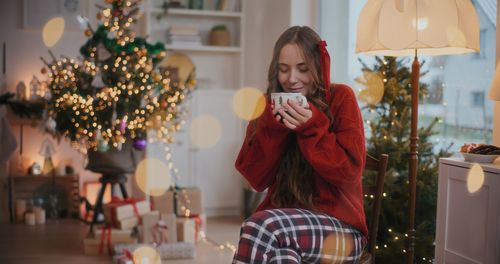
103,199,150,227
114,242,196,260
151,188,202,216
151,191,174,214
175,187,203,216
141,211,160,243
115,216,139,230
161,213,178,243
177,217,196,243
83,228,137,255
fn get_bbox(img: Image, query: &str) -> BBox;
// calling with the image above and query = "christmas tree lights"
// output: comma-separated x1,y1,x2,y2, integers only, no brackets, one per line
41,0,194,152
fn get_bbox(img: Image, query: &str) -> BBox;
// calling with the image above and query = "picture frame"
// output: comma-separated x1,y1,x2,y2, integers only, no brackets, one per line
23,0,90,31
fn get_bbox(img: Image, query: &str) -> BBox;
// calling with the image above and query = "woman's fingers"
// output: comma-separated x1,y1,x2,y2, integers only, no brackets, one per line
279,109,301,126
282,117,297,130
283,100,312,124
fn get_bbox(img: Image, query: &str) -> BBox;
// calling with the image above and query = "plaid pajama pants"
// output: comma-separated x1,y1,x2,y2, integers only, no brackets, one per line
233,208,366,264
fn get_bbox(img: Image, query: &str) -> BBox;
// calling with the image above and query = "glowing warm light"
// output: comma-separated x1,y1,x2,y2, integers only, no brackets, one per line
84,181,111,205
135,158,171,197
320,233,354,264
467,163,485,193
42,17,65,47
133,246,161,264
412,18,429,31
232,87,266,120
189,114,221,149
355,70,384,106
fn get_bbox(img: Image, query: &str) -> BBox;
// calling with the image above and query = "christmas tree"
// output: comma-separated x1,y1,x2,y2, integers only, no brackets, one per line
357,56,451,263
41,0,194,152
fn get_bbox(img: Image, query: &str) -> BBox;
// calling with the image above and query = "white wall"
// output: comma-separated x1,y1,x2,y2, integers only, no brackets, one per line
290,0,319,30
243,0,290,91
319,0,350,85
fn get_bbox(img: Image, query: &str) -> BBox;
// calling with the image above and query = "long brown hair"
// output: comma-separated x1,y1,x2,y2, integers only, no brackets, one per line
264,26,334,209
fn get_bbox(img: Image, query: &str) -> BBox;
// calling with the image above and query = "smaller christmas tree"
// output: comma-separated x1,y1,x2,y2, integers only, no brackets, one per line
41,0,195,152
357,56,452,263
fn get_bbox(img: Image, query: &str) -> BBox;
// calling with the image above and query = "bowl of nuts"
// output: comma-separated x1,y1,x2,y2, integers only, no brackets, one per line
460,144,500,163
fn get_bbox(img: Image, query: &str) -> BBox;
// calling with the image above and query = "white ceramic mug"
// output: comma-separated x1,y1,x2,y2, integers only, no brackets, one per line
270,92,308,110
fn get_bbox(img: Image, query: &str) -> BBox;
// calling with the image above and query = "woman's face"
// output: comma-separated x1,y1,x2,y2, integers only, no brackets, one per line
278,43,313,95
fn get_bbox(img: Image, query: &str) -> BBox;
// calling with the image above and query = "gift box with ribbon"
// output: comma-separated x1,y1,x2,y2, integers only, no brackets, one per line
114,242,196,260
113,249,134,264
176,217,196,243
161,213,178,244
103,197,150,228
83,227,137,256
151,187,202,216
140,211,160,244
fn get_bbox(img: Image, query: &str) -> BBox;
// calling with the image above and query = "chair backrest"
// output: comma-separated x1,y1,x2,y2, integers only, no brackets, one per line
362,153,389,263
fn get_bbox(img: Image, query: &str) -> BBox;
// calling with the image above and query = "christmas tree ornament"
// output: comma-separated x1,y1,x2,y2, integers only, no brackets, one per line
97,139,110,152
91,70,106,88
133,138,147,150
119,117,127,134
84,29,92,37
76,15,90,30
160,100,167,109
44,117,57,134
41,67,47,74
96,43,111,60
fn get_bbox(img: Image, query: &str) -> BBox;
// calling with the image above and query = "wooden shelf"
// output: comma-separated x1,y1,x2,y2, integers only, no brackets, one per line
150,7,242,18
9,175,80,222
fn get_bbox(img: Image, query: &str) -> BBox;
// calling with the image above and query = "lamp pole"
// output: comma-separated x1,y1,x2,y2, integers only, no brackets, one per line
407,49,419,264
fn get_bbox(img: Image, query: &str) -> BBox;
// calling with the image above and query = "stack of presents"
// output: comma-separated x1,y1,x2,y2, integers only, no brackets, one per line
83,187,205,262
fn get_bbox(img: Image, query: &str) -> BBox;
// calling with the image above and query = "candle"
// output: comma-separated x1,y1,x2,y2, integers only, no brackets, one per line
34,207,46,224
15,200,26,222
25,212,35,225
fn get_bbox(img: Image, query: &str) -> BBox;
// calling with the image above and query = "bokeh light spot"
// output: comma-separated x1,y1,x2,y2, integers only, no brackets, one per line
355,70,385,106
320,233,354,264
189,114,221,149
467,163,484,193
42,17,65,48
133,246,161,264
135,158,171,197
232,87,266,121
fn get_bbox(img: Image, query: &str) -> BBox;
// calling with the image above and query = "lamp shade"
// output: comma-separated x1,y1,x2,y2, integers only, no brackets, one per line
489,62,500,101
356,0,480,56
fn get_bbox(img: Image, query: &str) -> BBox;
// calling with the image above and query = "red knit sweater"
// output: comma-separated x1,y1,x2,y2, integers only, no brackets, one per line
235,83,368,237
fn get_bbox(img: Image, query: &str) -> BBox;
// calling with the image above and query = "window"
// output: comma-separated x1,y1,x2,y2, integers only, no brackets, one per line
474,29,487,59
471,91,485,107
320,0,495,147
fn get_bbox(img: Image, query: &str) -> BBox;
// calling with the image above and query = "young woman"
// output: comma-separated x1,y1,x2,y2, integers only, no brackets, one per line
233,26,367,264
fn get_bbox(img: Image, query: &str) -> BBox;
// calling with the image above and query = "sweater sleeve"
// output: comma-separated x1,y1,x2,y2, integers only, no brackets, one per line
235,102,290,192
295,88,365,186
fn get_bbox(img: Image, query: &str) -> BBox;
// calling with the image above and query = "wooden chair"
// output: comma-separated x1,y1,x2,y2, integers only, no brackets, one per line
360,153,389,264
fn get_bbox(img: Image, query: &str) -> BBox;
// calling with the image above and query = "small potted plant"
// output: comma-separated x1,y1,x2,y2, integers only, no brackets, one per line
209,24,230,46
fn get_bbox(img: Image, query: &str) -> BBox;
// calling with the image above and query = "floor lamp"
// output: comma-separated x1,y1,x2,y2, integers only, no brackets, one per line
355,1,480,263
